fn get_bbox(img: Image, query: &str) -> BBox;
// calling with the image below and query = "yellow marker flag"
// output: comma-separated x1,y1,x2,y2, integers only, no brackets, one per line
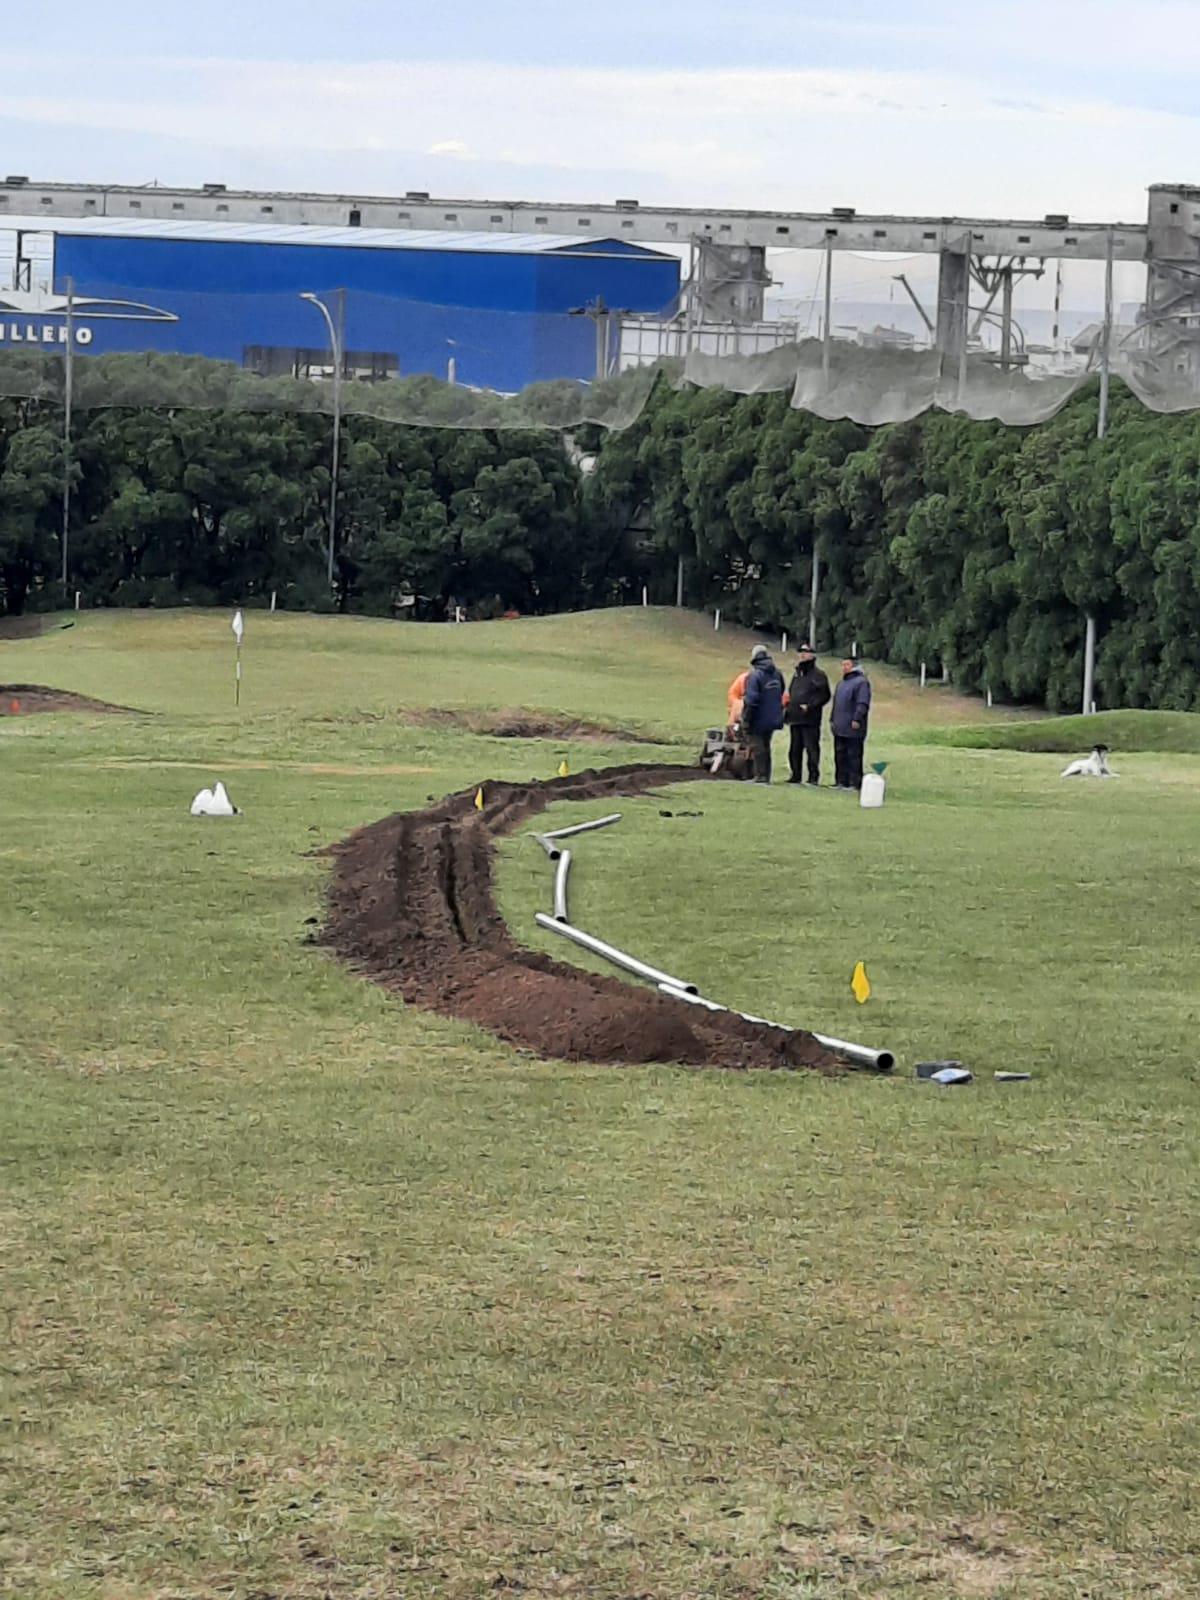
474,786,485,811
558,758,570,777
851,961,871,1004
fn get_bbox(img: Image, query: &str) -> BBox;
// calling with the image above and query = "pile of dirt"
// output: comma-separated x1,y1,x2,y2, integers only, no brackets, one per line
0,684,134,716
404,708,666,744
320,763,843,1072
0,616,44,641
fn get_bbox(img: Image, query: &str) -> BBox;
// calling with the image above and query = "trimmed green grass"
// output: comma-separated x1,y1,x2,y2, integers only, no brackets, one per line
919,707,1200,754
3,609,1199,1598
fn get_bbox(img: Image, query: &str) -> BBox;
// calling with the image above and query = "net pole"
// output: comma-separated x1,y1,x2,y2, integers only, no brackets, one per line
808,540,820,648
61,277,74,592
329,288,345,590
1098,228,1114,441
1085,229,1114,717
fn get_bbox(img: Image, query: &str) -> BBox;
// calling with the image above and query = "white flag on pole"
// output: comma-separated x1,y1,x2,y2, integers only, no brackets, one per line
231,609,245,644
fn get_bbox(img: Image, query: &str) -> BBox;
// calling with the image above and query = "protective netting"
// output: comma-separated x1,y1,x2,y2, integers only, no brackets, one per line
2,271,1200,429
0,285,661,430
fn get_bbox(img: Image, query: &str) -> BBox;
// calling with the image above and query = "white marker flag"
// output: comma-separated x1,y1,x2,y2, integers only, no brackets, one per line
231,609,245,645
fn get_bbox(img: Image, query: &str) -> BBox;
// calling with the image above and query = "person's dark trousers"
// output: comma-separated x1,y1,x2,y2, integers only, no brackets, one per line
789,725,821,784
749,731,774,783
834,736,865,790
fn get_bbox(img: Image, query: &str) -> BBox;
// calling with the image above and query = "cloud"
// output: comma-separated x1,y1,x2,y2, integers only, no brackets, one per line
0,52,1190,224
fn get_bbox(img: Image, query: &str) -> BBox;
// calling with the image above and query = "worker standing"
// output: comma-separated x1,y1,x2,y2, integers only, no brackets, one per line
830,657,872,791
741,644,786,784
784,644,831,786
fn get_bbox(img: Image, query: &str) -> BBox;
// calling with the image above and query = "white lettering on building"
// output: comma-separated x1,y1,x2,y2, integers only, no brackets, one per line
0,322,94,345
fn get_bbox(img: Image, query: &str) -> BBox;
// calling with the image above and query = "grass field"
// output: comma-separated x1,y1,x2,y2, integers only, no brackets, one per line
3,608,1199,1599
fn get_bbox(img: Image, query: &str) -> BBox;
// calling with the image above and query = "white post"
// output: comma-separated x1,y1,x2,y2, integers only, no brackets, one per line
986,686,993,709
74,590,81,612
675,552,684,607
270,590,277,613
920,661,927,690
942,663,950,684
642,586,648,607
1082,614,1096,716
714,608,721,632
808,543,820,648
781,631,788,655
61,277,75,593
851,639,858,659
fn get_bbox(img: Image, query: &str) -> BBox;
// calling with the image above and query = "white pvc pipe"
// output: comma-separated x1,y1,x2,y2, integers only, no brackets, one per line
658,985,894,1071
553,849,571,922
541,812,622,842
811,1032,895,1073
536,913,698,994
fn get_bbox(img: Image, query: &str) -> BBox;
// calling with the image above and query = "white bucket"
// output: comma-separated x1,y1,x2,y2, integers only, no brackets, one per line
860,771,886,809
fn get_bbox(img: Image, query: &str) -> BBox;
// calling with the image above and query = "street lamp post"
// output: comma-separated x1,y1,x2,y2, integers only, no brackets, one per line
300,290,344,588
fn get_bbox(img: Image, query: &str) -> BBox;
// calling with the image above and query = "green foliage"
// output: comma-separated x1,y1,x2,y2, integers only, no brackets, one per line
7,349,1200,711
919,707,1200,754
587,376,1200,711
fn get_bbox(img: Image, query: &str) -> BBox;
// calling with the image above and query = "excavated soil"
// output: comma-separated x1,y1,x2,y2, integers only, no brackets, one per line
0,616,45,641
0,684,134,715
403,708,666,743
321,763,842,1072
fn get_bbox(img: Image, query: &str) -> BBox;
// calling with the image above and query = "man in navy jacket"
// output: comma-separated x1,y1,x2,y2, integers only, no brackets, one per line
830,658,872,791
741,644,786,784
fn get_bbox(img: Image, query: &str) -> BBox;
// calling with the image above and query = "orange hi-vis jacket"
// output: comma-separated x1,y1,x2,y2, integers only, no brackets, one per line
727,670,749,726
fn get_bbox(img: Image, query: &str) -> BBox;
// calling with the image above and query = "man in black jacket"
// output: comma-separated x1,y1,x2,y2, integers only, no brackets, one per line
785,645,831,786
831,658,873,791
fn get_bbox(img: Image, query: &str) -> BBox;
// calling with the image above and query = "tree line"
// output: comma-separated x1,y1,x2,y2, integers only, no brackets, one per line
3,361,1200,712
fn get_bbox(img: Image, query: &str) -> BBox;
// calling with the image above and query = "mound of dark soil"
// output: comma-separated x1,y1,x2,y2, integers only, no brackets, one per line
0,684,134,715
404,708,667,744
321,763,843,1072
0,617,44,641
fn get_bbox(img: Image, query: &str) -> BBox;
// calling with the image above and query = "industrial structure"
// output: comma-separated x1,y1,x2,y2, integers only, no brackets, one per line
2,177,1199,383
0,212,680,391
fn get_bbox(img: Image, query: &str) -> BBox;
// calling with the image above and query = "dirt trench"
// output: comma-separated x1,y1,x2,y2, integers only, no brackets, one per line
321,763,842,1072
402,708,668,743
0,684,134,715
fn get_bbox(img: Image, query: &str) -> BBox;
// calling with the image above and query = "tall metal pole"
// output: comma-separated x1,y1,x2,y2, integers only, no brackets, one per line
300,291,342,590
330,288,345,589
592,296,609,380
1098,228,1114,440
957,242,971,403
822,239,833,382
61,277,74,592
808,541,820,647
1084,229,1115,715
1051,259,1063,355
675,552,684,607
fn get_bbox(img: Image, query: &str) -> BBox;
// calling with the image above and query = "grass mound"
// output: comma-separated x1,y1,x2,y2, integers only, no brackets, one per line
918,707,1200,754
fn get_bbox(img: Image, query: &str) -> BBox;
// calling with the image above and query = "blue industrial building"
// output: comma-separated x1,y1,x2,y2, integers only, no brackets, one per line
0,218,680,392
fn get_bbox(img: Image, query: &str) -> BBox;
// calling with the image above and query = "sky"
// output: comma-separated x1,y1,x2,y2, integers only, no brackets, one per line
7,0,1192,308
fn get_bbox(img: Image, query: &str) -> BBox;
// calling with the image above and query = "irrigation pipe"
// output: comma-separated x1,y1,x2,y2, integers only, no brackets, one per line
659,984,895,1072
552,849,572,923
540,812,622,842
532,833,562,861
535,912,698,995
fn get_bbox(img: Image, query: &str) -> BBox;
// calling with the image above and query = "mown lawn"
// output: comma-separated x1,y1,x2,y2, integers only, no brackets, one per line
2,609,1198,1598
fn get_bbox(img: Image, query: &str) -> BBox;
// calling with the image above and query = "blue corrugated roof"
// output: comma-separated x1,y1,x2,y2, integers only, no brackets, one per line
0,213,674,260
